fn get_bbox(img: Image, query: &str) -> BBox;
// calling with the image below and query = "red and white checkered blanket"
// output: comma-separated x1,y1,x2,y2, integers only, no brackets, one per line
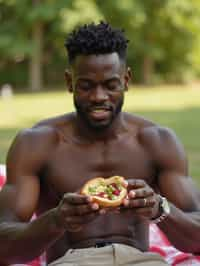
0,164,199,266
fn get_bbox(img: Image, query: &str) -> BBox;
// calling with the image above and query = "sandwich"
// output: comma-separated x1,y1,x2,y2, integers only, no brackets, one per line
81,176,127,207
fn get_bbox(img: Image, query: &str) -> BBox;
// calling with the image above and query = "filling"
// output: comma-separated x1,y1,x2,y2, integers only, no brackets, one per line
88,179,123,200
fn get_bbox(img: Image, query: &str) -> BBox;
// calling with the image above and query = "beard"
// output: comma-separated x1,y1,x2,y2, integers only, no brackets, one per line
74,96,124,131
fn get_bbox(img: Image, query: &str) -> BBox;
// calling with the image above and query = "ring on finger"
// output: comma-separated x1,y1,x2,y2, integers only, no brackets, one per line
143,198,147,206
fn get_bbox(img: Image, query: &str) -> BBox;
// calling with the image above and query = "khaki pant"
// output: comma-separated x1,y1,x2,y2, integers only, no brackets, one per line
49,243,169,266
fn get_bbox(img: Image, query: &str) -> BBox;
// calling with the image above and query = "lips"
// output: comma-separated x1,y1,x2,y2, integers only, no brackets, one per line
89,107,111,120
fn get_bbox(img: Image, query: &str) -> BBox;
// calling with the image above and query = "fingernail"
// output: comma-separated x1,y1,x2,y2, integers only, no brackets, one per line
129,191,136,198
91,203,99,210
87,196,93,202
123,198,129,206
123,180,128,187
99,209,106,215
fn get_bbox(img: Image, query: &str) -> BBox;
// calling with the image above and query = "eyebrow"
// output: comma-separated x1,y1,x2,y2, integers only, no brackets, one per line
76,76,121,83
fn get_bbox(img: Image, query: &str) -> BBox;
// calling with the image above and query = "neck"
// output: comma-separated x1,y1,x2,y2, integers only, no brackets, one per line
73,113,126,142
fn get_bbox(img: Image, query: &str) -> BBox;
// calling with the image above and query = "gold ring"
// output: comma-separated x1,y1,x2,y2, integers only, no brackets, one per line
144,198,147,206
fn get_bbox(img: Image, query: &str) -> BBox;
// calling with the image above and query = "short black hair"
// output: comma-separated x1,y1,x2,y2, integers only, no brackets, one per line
65,21,129,64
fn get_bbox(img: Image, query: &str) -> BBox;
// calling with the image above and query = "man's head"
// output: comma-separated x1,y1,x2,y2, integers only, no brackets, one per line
65,22,131,131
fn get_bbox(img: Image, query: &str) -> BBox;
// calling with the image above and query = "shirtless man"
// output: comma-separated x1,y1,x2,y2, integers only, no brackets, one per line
0,22,199,266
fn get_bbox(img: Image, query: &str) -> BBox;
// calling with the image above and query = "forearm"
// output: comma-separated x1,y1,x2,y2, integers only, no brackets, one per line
0,208,65,264
158,203,200,254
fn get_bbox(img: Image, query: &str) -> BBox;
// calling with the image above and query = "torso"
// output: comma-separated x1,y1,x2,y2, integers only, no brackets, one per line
35,112,158,262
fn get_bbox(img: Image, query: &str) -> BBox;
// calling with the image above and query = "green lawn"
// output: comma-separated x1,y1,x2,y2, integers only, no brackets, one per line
1,85,200,186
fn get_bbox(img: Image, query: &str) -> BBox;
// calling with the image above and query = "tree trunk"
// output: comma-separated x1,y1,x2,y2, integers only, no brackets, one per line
29,21,43,91
142,55,154,85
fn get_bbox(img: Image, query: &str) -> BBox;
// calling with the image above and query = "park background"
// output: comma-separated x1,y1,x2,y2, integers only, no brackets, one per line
0,0,200,186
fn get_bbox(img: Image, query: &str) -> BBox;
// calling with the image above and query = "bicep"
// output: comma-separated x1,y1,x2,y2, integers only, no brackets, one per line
158,171,200,212
143,126,200,212
1,127,58,222
0,175,40,222
1,130,42,222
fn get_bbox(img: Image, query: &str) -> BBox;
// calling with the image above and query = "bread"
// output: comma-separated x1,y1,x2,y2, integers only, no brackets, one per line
81,176,127,207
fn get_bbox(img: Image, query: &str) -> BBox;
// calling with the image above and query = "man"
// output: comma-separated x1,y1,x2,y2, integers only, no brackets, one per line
0,22,199,266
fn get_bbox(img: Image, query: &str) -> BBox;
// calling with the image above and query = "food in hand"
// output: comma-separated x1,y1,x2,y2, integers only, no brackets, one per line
81,176,127,207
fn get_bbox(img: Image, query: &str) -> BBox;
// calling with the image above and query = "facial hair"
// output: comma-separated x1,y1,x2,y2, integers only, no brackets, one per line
74,95,124,131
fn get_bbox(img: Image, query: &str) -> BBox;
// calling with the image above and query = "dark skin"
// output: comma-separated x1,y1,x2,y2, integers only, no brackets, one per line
0,53,200,265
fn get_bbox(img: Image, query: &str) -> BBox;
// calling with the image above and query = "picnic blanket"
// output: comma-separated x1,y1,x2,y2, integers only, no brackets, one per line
0,164,199,266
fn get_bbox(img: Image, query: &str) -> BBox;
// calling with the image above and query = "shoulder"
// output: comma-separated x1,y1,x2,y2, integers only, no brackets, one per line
139,125,182,152
33,113,73,129
11,125,58,152
6,126,58,173
139,125,187,172
124,112,181,150
26,113,74,144
124,112,156,129
139,125,176,144
7,113,74,164
124,113,187,171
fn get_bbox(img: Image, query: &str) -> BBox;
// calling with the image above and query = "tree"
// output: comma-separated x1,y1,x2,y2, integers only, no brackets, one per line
97,0,200,84
0,0,74,91
1,0,200,88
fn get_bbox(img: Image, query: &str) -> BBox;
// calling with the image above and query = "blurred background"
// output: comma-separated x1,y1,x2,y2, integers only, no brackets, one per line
0,0,200,185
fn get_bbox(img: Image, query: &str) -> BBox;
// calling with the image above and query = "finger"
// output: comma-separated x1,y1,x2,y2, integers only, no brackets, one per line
67,203,99,216
66,224,83,232
133,207,154,217
63,193,91,205
123,197,155,208
122,198,130,207
127,179,146,190
128,188,154,199
65,212,99,225
103,207,121,214
99,208,107,215
122,179,128,188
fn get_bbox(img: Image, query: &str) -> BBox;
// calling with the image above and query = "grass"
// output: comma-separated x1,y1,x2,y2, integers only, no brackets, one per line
1,85,200,186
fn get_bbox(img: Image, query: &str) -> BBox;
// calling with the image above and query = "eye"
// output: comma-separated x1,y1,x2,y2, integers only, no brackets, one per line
106,80,122,91
76,81,92,91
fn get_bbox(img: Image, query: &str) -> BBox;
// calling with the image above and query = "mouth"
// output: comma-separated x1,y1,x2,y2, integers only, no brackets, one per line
88,107,112,120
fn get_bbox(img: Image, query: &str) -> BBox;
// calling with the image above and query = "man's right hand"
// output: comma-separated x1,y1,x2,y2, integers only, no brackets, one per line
53,193,100,232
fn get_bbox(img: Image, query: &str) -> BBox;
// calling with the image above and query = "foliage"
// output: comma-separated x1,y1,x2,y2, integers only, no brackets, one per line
0,0,200,87
97,0,200,83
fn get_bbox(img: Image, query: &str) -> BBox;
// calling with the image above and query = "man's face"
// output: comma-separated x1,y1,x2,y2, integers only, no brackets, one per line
69,53,130,130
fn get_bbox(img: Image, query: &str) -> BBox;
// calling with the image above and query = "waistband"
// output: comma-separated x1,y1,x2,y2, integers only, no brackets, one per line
70,238,142,250
93,241,113,248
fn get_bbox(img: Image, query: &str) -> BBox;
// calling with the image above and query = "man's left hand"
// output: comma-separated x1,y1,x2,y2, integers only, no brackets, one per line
122,179,160,220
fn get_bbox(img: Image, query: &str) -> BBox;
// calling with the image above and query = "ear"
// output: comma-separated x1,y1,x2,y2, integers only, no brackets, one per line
65,70,73,93
124,67,132,91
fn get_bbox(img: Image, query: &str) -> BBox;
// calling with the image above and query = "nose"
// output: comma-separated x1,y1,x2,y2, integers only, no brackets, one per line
90,85,109,103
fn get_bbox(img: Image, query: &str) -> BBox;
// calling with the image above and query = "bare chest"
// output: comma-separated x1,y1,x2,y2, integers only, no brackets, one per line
39,136,156,205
